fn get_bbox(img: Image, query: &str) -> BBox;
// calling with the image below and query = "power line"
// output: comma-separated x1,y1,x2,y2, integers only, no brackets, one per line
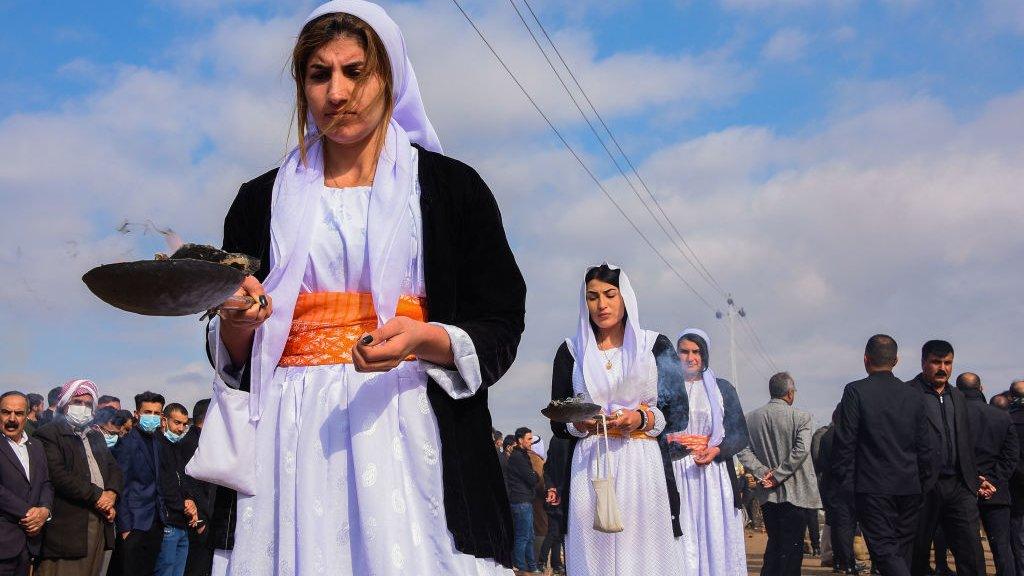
518,0,727,298
449,0,718,313
507,0,723,302
739,314,779,373
513,0,781,370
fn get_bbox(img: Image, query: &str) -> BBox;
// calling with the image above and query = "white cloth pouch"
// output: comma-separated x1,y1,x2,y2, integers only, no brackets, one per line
184,376,257,496
592,418,623,533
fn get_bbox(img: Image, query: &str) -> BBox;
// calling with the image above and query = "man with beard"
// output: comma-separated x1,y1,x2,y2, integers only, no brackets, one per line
956,372,1018,576
908,341,984,576
34,379,122,576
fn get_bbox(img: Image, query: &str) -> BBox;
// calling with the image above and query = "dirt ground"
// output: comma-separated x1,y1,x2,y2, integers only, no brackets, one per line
743,528,998,575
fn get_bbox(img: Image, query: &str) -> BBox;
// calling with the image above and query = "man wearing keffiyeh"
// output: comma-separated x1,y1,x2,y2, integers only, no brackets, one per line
35,379,123,576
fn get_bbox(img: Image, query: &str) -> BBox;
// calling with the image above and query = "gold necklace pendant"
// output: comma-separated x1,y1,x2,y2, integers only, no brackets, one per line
605,359,613,370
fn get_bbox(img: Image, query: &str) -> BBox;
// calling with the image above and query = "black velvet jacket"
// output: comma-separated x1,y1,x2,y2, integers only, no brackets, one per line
212,145,526,567
549,334,689,537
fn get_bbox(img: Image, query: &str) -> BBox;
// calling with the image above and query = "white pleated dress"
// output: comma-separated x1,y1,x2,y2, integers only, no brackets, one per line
564,347,683,576
672,378,747,575
217,175,512,576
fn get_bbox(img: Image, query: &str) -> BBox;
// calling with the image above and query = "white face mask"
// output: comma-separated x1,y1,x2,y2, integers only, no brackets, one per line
65,405,93,427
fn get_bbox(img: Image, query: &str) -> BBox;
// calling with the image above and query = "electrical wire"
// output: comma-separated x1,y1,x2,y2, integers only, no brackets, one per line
450,0,718,312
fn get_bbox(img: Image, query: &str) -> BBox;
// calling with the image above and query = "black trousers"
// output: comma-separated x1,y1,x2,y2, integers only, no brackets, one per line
538,512,563,571
979,505,1013,576
1010,513,1024,576
911,476,985,576
804,508,821,551
184,528,214,576
932,526,950,571
856,492,922,576
0,549,30,576
761,501,807,576
107,520,164,576
828,495,858,571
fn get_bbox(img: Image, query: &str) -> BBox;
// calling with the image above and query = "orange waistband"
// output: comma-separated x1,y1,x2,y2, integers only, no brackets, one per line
279,292,427,367
664,433,710,451
603,428,656,440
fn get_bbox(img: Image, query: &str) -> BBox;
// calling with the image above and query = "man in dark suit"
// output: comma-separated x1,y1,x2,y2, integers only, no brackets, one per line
110,391,166,575
0,391,53,576
831,335,933,576
34,378,123,576
1007,379,1024,575
909,340,985,576
181,399,214,576
956,372,1018,576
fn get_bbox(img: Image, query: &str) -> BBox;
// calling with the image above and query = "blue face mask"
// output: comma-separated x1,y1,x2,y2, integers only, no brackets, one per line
163,429,184,443
138,414,161,433
103,432,119,448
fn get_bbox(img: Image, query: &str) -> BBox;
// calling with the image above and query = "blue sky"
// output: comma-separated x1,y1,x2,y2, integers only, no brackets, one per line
2,0,1023,437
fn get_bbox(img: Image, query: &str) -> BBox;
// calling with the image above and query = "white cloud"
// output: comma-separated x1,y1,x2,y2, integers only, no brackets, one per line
3,1,1023,431
762,28,811,62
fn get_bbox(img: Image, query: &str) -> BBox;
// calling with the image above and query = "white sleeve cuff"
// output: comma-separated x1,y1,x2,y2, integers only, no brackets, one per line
645,405,666,437
207,317,244,389
420,323,483,400
566,422,590,438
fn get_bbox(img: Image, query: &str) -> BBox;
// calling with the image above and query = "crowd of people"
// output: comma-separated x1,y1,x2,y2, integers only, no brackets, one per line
488,324,1024,576
0,380,229,576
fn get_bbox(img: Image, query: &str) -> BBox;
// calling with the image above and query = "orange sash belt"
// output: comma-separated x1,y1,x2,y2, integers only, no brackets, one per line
664,433,710,452
278,292,427,367
604,428,656,440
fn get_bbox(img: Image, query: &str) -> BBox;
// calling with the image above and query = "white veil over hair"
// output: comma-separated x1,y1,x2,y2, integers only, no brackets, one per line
569,264,654,413
247,0,442,420
677,328,725,447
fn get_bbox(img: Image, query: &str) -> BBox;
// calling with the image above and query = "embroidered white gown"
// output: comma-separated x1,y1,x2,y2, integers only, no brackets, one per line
564,346,683,575
672,378,747,575
217,164,512,576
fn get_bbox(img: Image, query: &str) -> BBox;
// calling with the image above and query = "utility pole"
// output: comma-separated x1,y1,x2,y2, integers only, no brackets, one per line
716,295,745,388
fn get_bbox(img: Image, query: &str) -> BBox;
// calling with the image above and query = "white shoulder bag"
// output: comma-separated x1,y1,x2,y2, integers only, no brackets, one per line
592,416,624,533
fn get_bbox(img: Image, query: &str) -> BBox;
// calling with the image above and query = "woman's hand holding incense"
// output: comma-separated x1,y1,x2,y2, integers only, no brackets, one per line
605,409,642,433
352,316,454,373
218,275,273,367
571,419,600,436
693,445,720,466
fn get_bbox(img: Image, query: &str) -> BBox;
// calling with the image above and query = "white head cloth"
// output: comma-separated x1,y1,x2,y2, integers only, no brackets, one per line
57,378,98,410
677,328,725,447
570,264,653,413
248,0,442,420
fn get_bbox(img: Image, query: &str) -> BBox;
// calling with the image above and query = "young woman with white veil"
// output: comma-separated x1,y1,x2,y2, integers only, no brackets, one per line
202,2,525,574
548,264,688,574
669,328,751,575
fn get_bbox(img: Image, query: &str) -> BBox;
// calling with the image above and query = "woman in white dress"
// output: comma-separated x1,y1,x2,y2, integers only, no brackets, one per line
203,2,525,574
548,264,688,575
668,328,750,575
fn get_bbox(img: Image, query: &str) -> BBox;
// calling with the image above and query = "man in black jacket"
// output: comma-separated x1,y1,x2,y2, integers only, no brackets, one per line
507,427,540,575
956,372,1019,576
831,334,933,576
908,340,984,576
34,380,123,576
1007,379,1024,575
180,399,214,576
155,403,192,576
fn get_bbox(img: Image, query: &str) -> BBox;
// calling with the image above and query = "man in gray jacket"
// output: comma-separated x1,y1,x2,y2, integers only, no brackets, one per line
740,372,822,576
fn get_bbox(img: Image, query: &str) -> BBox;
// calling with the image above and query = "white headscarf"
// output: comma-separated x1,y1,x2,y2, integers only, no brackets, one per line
677,328,725,447
569,264,653,413
249,0,441,420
